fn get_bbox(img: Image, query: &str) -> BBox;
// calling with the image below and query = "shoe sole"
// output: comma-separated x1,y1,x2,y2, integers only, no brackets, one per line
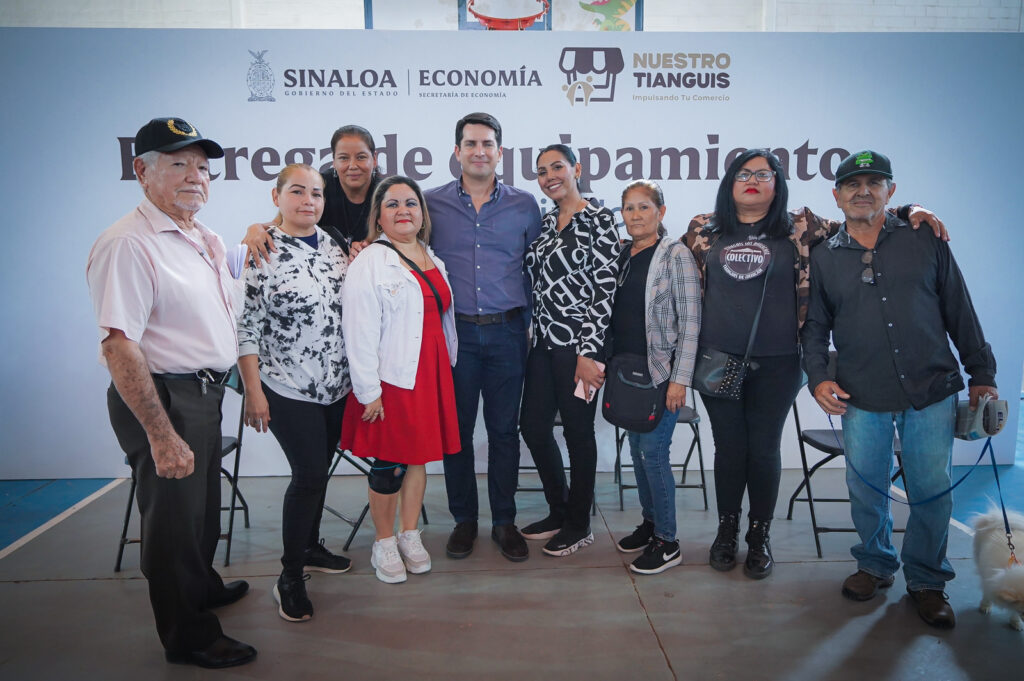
492,535,529,563
521,529,560,540
272,584,312,623
616,541,649,554
709,558,737,572
165,650,257,669
370,556,408,584
842,578,895,602
743,564,774,580
629,553,683,575
542,533,594,557
403,559,432,574
445,545,474,559
303,563,352,574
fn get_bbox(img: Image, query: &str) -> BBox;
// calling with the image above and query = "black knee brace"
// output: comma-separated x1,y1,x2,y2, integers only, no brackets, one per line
368,459,407,495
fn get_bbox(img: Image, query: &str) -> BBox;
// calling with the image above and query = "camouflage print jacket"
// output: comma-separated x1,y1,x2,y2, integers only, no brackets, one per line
681,207,840,329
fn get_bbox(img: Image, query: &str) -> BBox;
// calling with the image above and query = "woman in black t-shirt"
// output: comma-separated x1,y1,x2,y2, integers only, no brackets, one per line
243,125,381,263
683,149,805,580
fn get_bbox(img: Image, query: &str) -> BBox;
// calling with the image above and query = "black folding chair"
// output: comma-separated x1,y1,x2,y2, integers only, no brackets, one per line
323,447,429,551
115,366,250,571
612,388,708,511
785,400,905,558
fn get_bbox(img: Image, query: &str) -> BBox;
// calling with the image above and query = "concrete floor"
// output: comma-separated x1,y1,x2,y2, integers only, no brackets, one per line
1,470,1022,681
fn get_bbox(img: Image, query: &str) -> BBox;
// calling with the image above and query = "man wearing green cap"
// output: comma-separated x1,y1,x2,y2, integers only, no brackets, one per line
801,150,998,629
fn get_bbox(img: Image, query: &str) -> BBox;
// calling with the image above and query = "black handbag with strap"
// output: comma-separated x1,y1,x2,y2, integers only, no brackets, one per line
602,353,670,433
691,256,773,400
374,240,445,319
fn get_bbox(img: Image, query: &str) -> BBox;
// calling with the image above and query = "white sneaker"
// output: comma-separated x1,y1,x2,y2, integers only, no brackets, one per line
370,536,407,584
397,529,432,574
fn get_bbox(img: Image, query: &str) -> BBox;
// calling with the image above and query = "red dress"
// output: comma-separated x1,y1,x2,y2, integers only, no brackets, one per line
340,267,460,464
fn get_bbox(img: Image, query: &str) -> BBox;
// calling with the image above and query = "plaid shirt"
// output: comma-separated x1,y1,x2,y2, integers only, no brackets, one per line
635,237,702,386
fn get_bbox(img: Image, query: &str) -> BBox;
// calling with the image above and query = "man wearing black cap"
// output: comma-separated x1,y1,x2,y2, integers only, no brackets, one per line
86,118,256,667
801,150,998,629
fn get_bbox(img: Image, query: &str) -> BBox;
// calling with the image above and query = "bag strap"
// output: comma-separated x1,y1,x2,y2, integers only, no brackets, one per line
741,256,774,364
374,240,445,319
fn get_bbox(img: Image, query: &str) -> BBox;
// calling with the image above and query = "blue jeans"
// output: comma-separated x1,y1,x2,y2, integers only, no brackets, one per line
627,406,680,541
842,395,957,591
443,316,528,527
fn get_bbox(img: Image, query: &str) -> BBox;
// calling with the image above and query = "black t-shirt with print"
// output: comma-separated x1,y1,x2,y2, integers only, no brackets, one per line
699,224,798,357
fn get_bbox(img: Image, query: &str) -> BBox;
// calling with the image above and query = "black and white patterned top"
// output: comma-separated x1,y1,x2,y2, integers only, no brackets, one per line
525,201,621,358
237,226,351,404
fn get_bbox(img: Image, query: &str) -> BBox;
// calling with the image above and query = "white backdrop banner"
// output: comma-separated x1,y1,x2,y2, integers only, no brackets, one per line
0,28,1020,478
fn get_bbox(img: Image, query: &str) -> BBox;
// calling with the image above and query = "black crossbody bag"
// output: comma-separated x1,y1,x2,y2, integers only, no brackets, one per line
691,257,773,401
374,240,445,319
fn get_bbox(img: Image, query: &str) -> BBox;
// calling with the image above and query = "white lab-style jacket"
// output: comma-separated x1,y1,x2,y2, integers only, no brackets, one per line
341,235,458,405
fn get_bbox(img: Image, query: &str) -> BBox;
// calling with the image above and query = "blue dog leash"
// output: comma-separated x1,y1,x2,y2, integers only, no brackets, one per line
829,415,1019,564
829,414,988,506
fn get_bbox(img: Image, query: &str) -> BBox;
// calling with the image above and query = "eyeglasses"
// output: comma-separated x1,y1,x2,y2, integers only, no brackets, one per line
735,170,775,183
861,250,875,285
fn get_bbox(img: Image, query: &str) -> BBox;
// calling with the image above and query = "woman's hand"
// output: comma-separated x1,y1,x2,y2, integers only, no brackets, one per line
666,382,687,412
242,221,278,267
243,388,271,433
361,397,384,423
574,356,605,399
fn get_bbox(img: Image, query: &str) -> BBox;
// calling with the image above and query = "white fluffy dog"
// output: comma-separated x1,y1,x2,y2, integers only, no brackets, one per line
973,509,1024,631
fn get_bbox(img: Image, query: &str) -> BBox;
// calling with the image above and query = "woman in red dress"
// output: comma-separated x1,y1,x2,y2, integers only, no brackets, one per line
340,175,460,584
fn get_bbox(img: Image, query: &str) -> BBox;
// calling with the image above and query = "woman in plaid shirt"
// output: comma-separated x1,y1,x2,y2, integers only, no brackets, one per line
611,180,701,575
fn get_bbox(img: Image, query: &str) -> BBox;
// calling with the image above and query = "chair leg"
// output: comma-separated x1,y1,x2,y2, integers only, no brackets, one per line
693,425,708,511
343,504,371,552
615,426,625,511
421,505,429,525
115,477,137,573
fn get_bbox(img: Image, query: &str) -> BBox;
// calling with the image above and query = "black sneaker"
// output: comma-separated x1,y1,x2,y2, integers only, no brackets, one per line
541,527,594,557
629,537,682,575
304,539,352,574
617,519,655,553
521,515,563,540
273,573,313,622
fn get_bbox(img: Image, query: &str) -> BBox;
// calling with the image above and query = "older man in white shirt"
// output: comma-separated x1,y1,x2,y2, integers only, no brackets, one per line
86,117,256,669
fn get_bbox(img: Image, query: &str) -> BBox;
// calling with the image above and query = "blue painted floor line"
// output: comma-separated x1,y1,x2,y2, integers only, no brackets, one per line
0,479,115,550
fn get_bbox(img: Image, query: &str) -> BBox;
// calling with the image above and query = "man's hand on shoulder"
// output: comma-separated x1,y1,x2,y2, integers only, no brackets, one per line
812,380,849,415
907,206,949,242
242,221,278,268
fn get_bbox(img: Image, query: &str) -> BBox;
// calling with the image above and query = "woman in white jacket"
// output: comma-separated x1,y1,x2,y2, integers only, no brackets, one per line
340,175,460,584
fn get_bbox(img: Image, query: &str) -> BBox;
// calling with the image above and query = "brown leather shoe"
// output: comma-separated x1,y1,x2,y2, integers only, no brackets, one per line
841,570,895,601
907,588,956,628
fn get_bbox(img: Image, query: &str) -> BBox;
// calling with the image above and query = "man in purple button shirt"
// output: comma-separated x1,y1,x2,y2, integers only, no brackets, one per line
425,113,542,562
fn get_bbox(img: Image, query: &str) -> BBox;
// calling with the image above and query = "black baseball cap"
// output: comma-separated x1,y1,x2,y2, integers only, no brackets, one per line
134,117,224,159
835,150,893,185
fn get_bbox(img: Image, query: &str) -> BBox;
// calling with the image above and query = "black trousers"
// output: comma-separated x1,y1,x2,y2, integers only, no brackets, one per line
519,345,598,532
700,353,802,521
263,385,346,577
107,377,226,653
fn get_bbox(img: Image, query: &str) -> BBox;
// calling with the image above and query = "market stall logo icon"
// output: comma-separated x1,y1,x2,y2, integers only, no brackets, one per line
559,47,624,106
247,50,276,102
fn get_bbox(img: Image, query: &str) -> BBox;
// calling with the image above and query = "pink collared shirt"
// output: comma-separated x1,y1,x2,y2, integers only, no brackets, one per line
87,198,238,373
